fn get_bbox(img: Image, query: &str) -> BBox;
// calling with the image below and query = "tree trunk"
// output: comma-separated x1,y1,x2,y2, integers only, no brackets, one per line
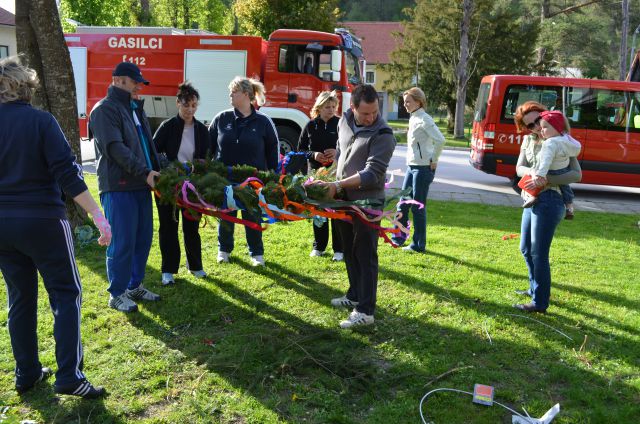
535,0,551,72
15,0,86,229
620,0,629,80
453,0,474,139
184,0,191,29
139,0,151,25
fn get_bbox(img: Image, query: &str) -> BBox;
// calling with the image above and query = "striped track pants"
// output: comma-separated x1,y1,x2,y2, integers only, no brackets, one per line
0,217,85,387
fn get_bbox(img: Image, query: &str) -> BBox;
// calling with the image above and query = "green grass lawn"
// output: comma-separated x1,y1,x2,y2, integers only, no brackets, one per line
1,174,639,423
388,120,471,149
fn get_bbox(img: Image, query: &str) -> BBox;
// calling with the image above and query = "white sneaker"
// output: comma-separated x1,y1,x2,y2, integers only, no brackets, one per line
309,249,324,257
251,255,265,267
161,273,175,285
126,284,161,302
330,295,359,308
332,252,344,261
217,251,230,263
190,269,207,278
339,309,374,329
402,246,420,253
108,293,138,313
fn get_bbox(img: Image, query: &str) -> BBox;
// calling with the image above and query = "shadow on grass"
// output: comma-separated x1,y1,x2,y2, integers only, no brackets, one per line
129,271,400,421
52,218,638,423
554,281,640,312
427,250,524,281
379,264,640,368
17,391,123,423
119,256,640,423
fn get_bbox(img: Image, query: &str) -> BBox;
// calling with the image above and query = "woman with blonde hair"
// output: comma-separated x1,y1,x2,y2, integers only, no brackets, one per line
392,87,445,252
297,90,343,260
0,56,110,397
208,76,279,267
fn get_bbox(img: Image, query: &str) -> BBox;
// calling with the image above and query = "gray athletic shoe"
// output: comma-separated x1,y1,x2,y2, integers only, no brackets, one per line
126,284,160,302
108,293,138,313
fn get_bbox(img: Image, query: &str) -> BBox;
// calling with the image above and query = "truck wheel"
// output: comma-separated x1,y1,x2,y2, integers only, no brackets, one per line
276,126,298,155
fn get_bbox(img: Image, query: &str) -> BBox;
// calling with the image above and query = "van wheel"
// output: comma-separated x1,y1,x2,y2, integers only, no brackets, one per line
276,126,299,156
511,176,522,194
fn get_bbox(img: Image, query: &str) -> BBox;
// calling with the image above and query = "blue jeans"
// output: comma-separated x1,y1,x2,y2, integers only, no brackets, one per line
392,165,435,251
547,167,575,204
218,210,264,257
101,190,153,296
519,190,565,310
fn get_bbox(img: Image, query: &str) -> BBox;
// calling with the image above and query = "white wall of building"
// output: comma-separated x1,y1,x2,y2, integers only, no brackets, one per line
0,25,16,58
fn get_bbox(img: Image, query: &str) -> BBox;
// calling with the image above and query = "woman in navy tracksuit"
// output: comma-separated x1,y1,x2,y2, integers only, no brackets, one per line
153,82,210,285
208,76,279,267
297,91,343,261
0,57,110,398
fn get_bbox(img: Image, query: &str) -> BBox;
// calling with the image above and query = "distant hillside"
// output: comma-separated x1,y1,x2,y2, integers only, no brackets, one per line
339,0,413,21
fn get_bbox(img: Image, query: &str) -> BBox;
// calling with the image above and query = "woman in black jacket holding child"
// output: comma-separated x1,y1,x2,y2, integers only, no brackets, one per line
153,82,210,285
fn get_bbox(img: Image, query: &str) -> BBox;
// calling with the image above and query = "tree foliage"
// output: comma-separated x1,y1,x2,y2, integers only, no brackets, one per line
149,0,228,33
383,0,543,128
61,0,228,33
60,0,138,31
233,0,340,38
516,0,640,80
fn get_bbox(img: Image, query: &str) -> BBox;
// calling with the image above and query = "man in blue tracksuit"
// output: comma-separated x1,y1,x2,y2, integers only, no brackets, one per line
90,62,161,313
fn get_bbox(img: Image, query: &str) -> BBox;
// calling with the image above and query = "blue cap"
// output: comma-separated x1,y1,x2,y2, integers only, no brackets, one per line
112,62,149,85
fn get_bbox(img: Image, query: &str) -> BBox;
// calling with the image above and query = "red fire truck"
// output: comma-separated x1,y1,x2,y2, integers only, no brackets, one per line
65,26,365,153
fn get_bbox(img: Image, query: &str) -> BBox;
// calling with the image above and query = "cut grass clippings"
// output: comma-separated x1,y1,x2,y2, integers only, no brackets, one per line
0,174,639,423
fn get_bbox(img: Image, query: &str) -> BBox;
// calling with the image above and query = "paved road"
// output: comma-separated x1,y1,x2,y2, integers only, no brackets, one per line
389,146,640,214
81,140,640,214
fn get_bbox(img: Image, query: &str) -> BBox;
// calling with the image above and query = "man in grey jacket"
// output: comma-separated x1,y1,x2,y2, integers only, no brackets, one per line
90,62,161,313
316,84,396,328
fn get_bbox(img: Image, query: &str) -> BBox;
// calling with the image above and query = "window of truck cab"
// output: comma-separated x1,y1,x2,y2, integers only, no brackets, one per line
278,44,341,81
279,44,316,74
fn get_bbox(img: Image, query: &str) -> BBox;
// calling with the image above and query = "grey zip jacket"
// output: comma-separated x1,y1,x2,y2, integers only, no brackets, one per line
335,109,396,201
90,85,160,193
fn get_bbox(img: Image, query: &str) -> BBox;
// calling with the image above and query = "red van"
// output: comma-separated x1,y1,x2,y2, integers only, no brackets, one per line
470,74,640,187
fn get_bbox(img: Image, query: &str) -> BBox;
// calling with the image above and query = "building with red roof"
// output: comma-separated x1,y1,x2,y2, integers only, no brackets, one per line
341,21,404,119
0,7,16,59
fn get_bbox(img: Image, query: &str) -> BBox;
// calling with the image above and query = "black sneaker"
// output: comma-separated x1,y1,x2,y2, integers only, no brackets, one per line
15,367,53,394
55,379,106,399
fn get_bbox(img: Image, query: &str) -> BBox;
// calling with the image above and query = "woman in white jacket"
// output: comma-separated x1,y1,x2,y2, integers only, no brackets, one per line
392,87,445,252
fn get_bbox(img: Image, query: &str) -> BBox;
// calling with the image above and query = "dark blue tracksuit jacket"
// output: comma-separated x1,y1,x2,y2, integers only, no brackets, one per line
208,106,279,171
